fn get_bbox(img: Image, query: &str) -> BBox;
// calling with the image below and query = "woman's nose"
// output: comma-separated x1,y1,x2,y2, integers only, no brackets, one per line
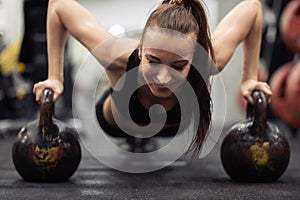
157,67,171,85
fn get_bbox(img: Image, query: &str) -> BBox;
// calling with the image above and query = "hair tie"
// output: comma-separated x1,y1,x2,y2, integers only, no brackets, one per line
169,0,183,5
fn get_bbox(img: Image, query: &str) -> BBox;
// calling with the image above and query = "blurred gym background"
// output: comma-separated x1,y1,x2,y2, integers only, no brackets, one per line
0,0,299,137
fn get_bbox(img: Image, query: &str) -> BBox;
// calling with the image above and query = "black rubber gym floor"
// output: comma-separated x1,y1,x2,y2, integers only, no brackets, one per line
0,121,299,200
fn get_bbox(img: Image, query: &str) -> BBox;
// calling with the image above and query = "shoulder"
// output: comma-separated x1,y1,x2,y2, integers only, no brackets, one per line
100,46,140,88
92,37,139,71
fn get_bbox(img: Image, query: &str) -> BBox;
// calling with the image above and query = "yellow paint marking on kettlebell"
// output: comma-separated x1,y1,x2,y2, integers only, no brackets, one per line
33,146,59,170
250,141,270,171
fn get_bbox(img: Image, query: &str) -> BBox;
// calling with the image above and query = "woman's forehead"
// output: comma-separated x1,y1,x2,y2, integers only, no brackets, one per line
142,28,197,57
143,48,193,61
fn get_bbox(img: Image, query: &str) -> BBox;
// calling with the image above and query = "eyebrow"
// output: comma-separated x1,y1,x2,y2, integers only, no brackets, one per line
145,54,189,64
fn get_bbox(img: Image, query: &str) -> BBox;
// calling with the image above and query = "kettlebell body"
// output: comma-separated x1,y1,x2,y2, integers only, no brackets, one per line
221,91,290,182
12,89,81,182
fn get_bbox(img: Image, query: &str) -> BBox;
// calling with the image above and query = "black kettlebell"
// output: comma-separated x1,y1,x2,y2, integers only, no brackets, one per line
221,90,290,182
12,88,81,182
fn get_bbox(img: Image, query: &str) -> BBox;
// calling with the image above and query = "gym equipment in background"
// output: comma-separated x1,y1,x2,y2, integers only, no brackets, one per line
270,61,300,130
280,0,300,53
268,0,300,132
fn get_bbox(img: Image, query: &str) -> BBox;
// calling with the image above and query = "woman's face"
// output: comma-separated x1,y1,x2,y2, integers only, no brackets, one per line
139,29,197,98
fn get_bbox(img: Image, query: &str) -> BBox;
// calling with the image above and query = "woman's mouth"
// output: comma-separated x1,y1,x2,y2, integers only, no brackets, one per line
152,82,172,89
156,84,167,89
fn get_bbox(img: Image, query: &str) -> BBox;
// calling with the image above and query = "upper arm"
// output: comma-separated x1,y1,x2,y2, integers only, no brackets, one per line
51,0,139,78
212,0,262,72
51,0,112,52
212,25,242,72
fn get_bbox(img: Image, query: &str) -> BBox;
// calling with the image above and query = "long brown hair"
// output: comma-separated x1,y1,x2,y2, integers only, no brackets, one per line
141,0,215,157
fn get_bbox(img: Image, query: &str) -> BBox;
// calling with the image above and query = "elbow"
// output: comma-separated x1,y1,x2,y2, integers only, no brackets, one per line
48,0,60,14
215,60,226,73
49,0,64,4
48,0,66,11
48,0,59,6
251,0,262,8
243,0,262,9
245,0,262,11
213,49,227,74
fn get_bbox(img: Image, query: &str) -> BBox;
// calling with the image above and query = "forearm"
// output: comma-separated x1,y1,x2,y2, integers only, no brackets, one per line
241,0,263,82
46,0,113,81
47,0,68,82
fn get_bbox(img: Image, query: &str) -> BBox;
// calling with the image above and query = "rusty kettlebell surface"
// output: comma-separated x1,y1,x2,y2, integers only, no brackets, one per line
12,88,81,182
221,90,290,182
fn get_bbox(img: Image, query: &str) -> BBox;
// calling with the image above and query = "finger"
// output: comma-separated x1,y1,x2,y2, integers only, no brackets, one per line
246,95,254,105
262,83,272,94
35,89,41,102
243,91,254,105
264,87,272,103
33,82,40,94
53,93,60,102
242,89,250,102
33,84,36,94
257,83,273,103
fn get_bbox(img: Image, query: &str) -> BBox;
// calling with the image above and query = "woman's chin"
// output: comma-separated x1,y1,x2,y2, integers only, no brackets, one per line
149,84,173,98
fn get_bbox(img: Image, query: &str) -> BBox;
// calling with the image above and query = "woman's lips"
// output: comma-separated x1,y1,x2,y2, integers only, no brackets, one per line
156,84,167,88
152,83,173,93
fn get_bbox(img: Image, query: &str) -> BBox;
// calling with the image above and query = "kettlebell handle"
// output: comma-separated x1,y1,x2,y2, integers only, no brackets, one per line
40,88,54,104
252,90,267,116
39,88,55,129
246,90,267,120
250,90,268,135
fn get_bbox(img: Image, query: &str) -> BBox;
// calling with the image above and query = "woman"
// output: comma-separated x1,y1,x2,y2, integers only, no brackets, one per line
33,0,272,156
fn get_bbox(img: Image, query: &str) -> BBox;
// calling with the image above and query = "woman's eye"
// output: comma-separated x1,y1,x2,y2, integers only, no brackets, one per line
147,59,160,65
172,65,186,71
174,67,183,71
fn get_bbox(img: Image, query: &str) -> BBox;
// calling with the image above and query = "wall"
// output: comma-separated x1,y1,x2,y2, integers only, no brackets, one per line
0,0,23,46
